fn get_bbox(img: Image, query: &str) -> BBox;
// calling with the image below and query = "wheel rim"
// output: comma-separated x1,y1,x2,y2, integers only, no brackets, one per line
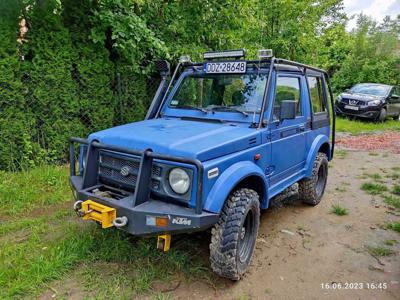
316,163,327,198
238,209,255,263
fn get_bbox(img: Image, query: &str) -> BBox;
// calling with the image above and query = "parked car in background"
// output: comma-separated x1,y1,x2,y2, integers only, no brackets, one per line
336,83,400,121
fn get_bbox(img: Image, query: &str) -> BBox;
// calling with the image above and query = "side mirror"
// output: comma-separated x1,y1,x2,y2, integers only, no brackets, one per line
280,100,296,120
155,60,170,77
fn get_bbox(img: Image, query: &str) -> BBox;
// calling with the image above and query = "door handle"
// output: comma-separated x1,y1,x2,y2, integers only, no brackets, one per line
299,125,305,132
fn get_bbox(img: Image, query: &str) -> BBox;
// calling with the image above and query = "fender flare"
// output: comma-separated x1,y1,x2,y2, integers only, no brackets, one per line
305,135,330,178
203,161,268,214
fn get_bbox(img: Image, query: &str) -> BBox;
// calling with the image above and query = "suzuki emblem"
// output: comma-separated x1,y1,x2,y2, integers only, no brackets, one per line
120,166,130,177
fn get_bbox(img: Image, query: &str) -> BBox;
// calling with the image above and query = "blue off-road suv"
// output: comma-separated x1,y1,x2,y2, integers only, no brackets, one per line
70,49,335,280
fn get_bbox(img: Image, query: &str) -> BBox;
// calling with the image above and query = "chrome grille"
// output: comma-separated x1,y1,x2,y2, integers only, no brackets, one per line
98,151,161,191
342,98,365,106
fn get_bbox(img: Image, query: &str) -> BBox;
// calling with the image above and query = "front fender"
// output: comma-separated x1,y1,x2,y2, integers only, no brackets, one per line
203,161,268,214
305,135,330,178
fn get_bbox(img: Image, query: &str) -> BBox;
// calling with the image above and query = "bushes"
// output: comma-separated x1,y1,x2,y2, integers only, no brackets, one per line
0,0,155,170
0,1,398,170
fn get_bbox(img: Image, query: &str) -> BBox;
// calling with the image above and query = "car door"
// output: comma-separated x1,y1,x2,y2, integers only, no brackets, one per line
268,73,307,190
388,86,400,117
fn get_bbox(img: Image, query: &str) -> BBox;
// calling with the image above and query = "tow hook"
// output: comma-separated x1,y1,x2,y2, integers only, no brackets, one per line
157,234,171,252
73,200,85,217
73,200,83,211
113,216,128,228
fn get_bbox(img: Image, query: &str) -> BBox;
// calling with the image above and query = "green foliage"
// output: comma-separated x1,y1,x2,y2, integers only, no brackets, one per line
336,117,400,134
0,165,212,298
385,222,400,233
361,182,388,195
384,240,397,246
383,195,400,210
90,0,168,73
0,165,69,215
0,0,399,170
330,204,348,215
393,184,400,195
0,0,135,170
331,14,399,91
366,245,394,256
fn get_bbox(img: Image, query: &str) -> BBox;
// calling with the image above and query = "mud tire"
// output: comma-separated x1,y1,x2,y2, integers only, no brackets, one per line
210,188,260,280
298,152,328,206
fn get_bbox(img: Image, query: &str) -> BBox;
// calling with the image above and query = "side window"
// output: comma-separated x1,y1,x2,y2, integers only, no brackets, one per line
307,76,326,114
274,76,301,120
393,87,400,97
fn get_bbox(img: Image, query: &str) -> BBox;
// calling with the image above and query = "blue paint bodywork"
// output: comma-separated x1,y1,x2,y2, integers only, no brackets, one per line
85,66,332,215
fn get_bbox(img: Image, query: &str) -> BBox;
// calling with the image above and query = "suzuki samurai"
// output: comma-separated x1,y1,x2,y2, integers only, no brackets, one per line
70,49,336,280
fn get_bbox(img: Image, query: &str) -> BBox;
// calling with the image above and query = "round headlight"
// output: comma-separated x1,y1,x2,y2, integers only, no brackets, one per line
168,168,190,194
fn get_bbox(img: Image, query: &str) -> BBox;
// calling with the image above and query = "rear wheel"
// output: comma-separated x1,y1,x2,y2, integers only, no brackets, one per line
210,188,260,280
298,152,328,206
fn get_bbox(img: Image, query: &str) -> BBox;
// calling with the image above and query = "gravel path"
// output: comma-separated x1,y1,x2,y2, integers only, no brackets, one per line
337,131,400,154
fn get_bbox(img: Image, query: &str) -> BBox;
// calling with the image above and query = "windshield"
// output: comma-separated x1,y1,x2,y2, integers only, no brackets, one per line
170,73,268,113
350,84,390,97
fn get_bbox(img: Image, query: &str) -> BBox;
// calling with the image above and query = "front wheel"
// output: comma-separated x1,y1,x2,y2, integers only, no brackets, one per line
377,108,387,122
210,188,260,280
298,152,328,206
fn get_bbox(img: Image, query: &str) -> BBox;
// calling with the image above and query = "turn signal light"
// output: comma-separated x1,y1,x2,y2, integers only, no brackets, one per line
156,217,169,227
146,215,169,227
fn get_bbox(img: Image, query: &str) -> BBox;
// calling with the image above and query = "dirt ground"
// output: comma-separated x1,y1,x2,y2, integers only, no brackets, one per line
38,143,400,300
158,148,400,300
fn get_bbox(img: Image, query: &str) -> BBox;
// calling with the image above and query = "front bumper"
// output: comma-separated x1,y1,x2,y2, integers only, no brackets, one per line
335,103,380,119
69,138,218,236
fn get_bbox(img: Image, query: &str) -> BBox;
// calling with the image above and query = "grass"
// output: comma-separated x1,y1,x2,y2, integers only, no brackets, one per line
336,117,400,134
0,217,211,299
363,173,382,181
384,240,398,246
360,182,388,195
383,195,400,210
393,184,400,195
385,173,400,180
335,149,348,159
0,166,213,299
0,165,70,216
385,222,400,233
330,204,348,216
335,186,347,192
366,246,395,256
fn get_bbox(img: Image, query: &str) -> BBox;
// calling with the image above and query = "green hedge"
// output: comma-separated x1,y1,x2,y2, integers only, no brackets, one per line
0,1,152,170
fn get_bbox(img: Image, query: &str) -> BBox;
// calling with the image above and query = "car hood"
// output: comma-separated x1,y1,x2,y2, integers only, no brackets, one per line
340,92,384,101
89,118,260,161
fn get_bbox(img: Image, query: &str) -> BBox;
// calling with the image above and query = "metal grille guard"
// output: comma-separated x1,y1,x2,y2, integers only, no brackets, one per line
69,137,204,214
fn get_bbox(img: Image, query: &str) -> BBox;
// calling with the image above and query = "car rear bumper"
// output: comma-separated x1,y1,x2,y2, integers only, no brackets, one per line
335,104,380,119
71,175,219,235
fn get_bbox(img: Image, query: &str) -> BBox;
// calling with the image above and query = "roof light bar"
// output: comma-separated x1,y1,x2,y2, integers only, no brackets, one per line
258,49,273,60
203,49,246,60
179,55,192,64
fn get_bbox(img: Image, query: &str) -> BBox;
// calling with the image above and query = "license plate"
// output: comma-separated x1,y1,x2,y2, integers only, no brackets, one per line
344,105,359,111
204,61,246,74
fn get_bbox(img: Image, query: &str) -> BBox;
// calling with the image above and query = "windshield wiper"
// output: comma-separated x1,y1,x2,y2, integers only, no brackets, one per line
174,105,208,114
210,106,248,117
